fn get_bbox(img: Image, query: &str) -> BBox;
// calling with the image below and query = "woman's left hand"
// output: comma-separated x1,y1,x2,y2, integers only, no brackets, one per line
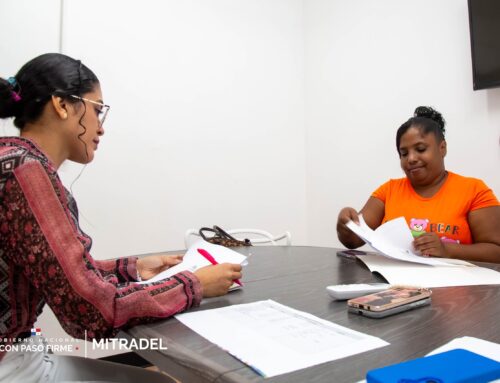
136,254,184,280
413,233,448,258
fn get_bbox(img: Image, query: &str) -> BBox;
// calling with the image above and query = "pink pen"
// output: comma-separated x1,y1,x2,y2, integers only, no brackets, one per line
197,248,242,286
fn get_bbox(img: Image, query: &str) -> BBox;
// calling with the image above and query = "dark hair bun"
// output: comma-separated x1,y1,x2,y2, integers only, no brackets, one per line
1,53,99,129
0,77,19,119
414,106,445,132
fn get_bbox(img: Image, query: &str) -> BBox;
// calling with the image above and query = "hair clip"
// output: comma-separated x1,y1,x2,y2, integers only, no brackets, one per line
7,77,17,87
11,91,21,102
7,77,21,102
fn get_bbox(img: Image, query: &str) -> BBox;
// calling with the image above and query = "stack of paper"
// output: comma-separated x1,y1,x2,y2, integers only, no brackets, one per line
346,215,464,266
345,215,500,287
138,239,247,287
358,254,500,287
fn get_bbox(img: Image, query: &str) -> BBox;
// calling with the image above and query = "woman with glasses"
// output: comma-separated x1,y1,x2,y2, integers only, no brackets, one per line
0,53,242,382
336,106,500,263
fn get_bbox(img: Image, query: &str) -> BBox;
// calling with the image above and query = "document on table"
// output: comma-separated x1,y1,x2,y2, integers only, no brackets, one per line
175,300,388,378
426,336,500,362
346,215,464,267
358,254,500,288
138,239,247,286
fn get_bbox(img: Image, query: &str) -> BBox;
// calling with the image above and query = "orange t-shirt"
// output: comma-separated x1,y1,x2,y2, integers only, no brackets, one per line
371,172,499,244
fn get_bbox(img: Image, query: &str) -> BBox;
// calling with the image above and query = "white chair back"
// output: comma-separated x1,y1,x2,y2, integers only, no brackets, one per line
184,228,291,248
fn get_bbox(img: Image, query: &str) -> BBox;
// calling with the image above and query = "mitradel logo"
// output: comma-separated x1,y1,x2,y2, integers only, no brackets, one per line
84,330,168,357
1,328,167,357
1,328,81,353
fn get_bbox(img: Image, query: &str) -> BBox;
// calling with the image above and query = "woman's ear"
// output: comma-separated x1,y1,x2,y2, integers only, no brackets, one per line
439,140,447,157
51,95,68,120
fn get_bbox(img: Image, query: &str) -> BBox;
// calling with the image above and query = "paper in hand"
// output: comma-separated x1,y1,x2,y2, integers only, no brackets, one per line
138,239,247,285
346,215,458,266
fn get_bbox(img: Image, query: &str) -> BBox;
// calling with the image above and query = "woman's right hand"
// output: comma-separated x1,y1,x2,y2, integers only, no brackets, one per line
337,198,385,249
194,263,243,297
337,207,359,228
336,207,363,248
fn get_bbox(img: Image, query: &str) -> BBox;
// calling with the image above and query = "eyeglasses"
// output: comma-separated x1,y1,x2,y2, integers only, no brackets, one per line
69,95,110,125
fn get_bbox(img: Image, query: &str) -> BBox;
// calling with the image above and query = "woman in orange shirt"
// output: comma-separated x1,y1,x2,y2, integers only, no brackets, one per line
337,106,500,263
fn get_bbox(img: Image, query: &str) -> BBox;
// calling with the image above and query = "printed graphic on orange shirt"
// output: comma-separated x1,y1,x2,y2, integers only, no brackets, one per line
410,218,429,238
428,222,460,237
409,219,460,244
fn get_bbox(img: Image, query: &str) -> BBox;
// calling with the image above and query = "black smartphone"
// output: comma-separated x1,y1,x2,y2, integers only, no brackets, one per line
336,249,367,259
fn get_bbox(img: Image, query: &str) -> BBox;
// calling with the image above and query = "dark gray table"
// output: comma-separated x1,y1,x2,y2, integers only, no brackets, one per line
123,246,500,383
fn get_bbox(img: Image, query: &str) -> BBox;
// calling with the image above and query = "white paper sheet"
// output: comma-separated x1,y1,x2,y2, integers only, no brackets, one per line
427,337,500,362
346,215,464,267
139,239,247,285
359,254,500,288
175,300,388,378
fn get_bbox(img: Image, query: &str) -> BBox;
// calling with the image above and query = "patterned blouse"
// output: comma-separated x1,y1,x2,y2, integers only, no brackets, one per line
0,137,202,359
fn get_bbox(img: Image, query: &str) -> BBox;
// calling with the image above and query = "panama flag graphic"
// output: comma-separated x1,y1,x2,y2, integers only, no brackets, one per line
31,328,42,336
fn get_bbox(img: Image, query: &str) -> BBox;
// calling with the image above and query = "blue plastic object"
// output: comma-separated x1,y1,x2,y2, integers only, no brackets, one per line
366,349,500,383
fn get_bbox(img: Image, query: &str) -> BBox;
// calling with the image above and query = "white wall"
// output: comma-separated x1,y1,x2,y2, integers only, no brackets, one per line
0,0,61,136
60,0,307,259
304,0,500,247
